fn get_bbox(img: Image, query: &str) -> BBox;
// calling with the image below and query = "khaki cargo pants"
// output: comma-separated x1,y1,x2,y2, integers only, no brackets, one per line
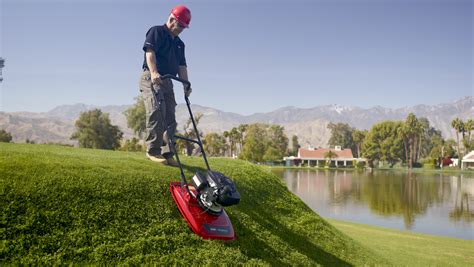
139,70,177,158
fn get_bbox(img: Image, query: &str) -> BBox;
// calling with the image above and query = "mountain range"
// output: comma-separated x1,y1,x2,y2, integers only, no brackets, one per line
1,96,472,148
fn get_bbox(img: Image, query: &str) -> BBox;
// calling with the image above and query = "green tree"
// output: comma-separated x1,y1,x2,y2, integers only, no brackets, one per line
229,127,240,157
267,125,289,160
240,124,267,162
237,124,248,154
444,139,457,158
267,125,289,157
363,121,404,167
327,122,356,154
71,109,123,150
223,130,230,156
290,135,300,156
429,135,444,160
203,132,227,156
417,118,443,160
263,146,282,162
0,129,13,143
429,137,456,167
451,118,464,168
398,124,409,165
239,123,289,163
124,96,146,138
417,117,428,160
403,113,424,168
223,127,240,157
463,119,474,151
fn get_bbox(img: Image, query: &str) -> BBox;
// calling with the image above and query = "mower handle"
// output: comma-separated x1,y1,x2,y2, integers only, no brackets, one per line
160,74,211,171
159,74,191,88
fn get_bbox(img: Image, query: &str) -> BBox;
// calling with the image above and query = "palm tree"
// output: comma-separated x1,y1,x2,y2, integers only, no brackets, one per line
413,120,424,163
417,118,429,162
404,113,423,169
398,124,410,166
223,130,230,157
237,124,248,153
464,119,474,151
223,128,240,158
352,130,367,158
451,118,464,168
229,127,240,157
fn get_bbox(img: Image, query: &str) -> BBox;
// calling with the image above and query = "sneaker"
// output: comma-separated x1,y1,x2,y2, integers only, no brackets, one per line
166,158,180,167
146,153,167,164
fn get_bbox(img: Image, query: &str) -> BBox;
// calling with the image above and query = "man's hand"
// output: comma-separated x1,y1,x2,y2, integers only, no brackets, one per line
178,66,190,97
151,72,161,86
184,85,192,97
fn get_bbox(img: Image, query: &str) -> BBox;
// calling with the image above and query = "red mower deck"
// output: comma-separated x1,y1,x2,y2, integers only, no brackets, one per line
170,182,236,241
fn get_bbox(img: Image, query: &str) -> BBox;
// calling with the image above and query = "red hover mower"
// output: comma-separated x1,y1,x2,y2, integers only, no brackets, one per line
160,75,241,241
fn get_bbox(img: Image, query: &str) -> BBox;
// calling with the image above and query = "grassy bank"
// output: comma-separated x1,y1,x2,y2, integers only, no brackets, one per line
0,143,385,265
328,219,474,267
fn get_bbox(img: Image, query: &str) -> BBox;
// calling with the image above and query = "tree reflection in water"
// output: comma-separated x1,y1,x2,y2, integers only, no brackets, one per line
361,172,434,228
277,169,474,234
450,175,474,223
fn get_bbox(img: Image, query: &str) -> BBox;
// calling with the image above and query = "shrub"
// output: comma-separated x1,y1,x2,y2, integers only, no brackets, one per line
0,129,13,143
421,158,437,165
421,158,438,169
356,161,366,169
423,163,436,169
412,162,423,168
120,138,144,152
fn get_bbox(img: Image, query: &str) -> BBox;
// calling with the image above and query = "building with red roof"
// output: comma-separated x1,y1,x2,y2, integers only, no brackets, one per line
284,146,363,167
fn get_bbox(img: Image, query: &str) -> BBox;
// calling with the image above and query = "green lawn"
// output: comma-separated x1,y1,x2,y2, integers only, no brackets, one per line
0,143,384,265
328,219,474,267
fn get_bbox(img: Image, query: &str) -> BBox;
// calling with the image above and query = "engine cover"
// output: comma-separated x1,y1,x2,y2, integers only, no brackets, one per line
191,171,240,214
206,171,240,206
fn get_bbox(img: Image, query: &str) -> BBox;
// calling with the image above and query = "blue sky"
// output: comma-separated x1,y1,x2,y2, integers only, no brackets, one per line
1,0,472,114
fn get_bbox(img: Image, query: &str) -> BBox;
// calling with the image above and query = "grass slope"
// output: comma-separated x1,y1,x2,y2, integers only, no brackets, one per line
1,143,384,265
328,219,474,267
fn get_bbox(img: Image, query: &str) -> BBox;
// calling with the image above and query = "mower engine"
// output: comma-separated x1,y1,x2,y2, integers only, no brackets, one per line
191,171,240,215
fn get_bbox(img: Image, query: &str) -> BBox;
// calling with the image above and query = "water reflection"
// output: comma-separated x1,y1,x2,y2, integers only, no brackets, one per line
450,177,474,223
274,169,474,239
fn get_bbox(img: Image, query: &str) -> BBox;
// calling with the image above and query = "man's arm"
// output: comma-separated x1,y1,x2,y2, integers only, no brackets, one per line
145,48,161,85
178,66,192,97
178,65,188,81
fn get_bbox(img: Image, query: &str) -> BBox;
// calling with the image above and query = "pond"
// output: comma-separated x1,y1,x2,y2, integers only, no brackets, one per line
271,169,474,240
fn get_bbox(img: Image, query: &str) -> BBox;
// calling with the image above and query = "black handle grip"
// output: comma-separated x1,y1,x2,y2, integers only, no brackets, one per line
159,74,191,88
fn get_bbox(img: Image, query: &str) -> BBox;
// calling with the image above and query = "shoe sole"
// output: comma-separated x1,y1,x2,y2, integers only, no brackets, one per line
149,159,167,164
146,155,167,164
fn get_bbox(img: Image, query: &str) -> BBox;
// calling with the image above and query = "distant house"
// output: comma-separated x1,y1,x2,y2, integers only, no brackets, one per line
284,146,362,167
461,151,474,170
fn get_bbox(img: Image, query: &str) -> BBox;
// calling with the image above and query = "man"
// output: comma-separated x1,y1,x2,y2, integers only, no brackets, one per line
139,5,192,166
